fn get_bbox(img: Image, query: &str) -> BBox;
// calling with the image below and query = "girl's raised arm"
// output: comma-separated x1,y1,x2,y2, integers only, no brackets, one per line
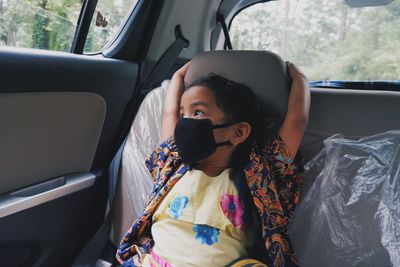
278,62,311,158
160,61,191,141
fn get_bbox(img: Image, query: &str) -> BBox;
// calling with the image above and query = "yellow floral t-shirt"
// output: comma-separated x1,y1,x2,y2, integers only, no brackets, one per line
142,168,249,267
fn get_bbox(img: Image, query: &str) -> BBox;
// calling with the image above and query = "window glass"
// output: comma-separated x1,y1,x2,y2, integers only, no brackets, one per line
84,0,139,53
230,0,400,80
0,0,82,52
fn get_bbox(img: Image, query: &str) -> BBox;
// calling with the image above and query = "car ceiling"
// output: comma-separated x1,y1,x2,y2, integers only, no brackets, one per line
145,0,272,61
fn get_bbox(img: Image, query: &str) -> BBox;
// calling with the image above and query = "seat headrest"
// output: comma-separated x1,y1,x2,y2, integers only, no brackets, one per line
184,50,290,120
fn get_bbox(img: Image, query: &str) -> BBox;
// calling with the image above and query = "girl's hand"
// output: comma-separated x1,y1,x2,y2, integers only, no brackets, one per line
287,61,308,87
161,61,191,140
172,61,191,81
288,61,306,78
164,61,191,113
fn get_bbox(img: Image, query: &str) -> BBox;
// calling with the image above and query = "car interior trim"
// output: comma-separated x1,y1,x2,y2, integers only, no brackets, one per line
0,91,106,193
0,172,98,219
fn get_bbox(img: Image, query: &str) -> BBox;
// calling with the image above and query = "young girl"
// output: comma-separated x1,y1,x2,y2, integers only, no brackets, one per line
116,61,310,267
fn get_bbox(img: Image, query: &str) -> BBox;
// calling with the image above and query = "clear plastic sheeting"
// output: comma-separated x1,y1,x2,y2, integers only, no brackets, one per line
112,80,169,244
289,130,400,267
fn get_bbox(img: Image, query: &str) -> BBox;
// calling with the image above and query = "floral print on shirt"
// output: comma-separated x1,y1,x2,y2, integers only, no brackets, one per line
168,195,189,219
192,224,220,245
220,194,246,231
116,135,304,267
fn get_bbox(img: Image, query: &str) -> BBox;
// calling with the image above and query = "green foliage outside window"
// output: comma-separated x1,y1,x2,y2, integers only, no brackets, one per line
0,0,81,51
230,0,400,80
0,0,137,53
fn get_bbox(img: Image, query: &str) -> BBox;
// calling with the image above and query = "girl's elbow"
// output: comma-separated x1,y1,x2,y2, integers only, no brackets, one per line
287,113,309,130
299,114,309,128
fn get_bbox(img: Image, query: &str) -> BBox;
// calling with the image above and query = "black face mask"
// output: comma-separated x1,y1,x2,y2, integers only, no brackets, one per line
174,118,234,165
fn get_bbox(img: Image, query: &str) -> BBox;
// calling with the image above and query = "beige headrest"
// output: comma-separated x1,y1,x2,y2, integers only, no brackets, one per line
184,50,290,119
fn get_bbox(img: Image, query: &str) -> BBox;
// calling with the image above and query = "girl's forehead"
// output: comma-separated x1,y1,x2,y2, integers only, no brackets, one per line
181,85,216,105
181,85,227,122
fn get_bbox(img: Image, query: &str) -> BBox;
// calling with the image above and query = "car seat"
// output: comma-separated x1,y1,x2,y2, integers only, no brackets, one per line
111,50,400,266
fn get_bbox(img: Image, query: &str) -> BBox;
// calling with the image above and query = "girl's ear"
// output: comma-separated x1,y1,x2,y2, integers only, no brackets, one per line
231,122,251,146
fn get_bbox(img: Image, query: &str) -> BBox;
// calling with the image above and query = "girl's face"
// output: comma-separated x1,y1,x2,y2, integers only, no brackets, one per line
180,85,231,144
179,85,251,167
180,85,222,120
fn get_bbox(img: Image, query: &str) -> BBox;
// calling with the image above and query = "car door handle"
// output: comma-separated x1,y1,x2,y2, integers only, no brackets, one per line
0,172,100,219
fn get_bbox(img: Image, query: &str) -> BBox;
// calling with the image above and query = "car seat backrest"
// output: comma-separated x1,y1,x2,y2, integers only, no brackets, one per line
301,88,400,162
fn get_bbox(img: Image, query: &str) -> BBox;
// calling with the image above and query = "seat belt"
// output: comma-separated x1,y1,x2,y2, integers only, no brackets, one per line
140,25,189,94
217,12,233,50
113,24,189,157
72,25,189,267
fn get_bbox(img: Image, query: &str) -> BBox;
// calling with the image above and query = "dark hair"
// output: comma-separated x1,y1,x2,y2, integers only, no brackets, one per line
185,74,272,264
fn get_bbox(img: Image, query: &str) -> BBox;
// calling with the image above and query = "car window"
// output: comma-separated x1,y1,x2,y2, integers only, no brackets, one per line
0,0,139,53
84,0,139,53
0,0,83,52
230,0,400,81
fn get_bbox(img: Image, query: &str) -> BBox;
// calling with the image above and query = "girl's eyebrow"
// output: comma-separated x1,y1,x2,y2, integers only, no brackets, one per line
191,101,209,108
179,101,209,111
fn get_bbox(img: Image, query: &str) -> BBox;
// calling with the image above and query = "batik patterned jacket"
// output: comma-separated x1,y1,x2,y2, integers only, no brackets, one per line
116,135,304,267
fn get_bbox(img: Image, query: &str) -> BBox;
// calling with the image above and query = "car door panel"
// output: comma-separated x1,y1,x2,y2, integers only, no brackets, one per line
0,47,138,168
0,47,139,266
0,92,106,194
0,180,102,267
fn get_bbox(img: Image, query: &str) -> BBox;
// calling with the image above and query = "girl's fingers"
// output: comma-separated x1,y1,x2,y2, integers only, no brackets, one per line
176,60,191,77
287,61,307,81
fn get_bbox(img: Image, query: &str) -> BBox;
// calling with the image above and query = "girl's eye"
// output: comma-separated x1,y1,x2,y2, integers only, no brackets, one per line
194,110,205,116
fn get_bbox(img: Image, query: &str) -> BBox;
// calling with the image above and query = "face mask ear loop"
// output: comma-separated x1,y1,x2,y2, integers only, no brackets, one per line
212,121,236,129
213,122,236,147
215,141,232,147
